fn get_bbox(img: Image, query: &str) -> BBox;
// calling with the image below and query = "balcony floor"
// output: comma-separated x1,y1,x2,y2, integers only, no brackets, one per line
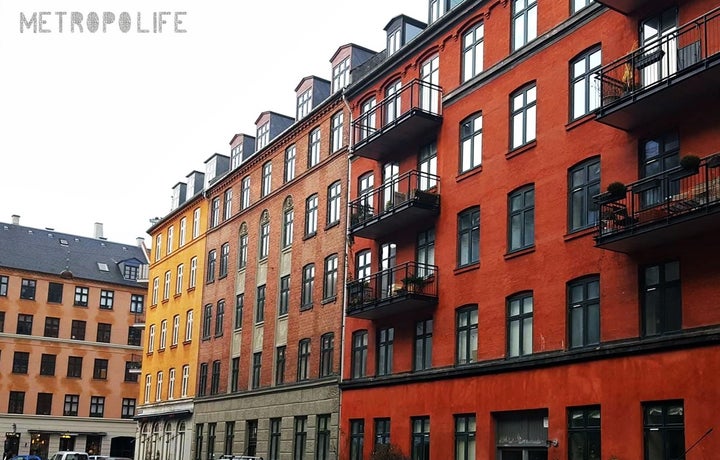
346,291,438,320
352,110,442,160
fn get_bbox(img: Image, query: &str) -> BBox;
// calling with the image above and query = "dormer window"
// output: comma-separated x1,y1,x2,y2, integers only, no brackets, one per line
429,0,465,24
257,123,270,150
332,58,350,93
231,144,243,169
388,28,402,55
297,89,312,119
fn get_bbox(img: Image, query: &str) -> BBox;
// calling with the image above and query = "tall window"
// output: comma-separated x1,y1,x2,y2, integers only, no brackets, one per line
215,300,225,337
238,228,248,269
350,420,364,460
224,421,235,455
155,235,162,262
13,351,30,373
241,176,251,210
643,401,684,460
420,55,440,114
70,320,85,340
202,304,212,339
297,89,312,119
260,213,270,259
569,158,601,232
460,113,483,173
455,415,476,460
297,338,310,381
269,418,282,460
235,294,244,329
414,319,433,371
374,419,391,448
417,228,436,277
176,264,184,294
512,0,538,51
198,363,208,396
185,310,193,342
359,98,377,141
210,197,221,228
319,333,334,377
219,243,230,278
572,0,594,14
568,276,600,349
458,208,480,267
231,357,240,392
47,282,63,303
156,371,164,401
172,314,180,345
510,83,537,149
8,391,25,414
252,352,262,389
193,208,201,238
568,406,601,460
40,354,56,375
262,161,273,197
163,271,171,300
285,145,296,183
323,254,338,299
642,261,681,336
168,368,176,399
457,306,478,365
179,217,187,246
507,292,533,357
508,185,535,252
0,275,7,296
122,398,136,419
384,80,402,124
305,194,318,236
131,294,144,313
356,249,372,281
308,128,321,167
74,286,89,306
168,226,176,253
283,202,294,248
17,314,33,335
181,365,190,397
377,327,394,376
316,415,331,460
64,394,79,416
36,393,52,415
96,323,111,343
462,23,484,82
189,257,198,288
44,317,60,338
275,346,286,385
351,330,368,378
279,276,290,316
331,57,350,93
327,181,341,226
207,250,216,283
257,122,270,149
67,356,82,377
195,424,204,460
418,143,438,190
411,417,430,460
301,264,315,309
331,111,344,152
571,47,602,120
293,416,308,460
256,285,266,324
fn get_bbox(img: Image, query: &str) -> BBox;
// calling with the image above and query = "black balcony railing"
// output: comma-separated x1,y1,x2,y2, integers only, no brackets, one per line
346,262,438,320
597,6,720,130
595,154,720,252
132,311,146,328
351,79,443,160
349,170,440,239
128,356,143,374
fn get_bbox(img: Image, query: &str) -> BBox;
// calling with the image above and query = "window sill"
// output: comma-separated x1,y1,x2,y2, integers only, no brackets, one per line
162,299,170,304
564,226,596,242
215,333,223,339
174,293,182,299
504,246,535,260
303,232,317,241
565,112,597,132
74,304,88,308
456,165,483,184
300,305,313,312
206,280,215,285
158,348,165,353
321,296,337,305
506,140,537,160
454,263,480,276
219,274,228,280
325,221,340,231
170,344,178,349
183,340,191,346
187,287,196,293
281,246,292,254
258,257,269,264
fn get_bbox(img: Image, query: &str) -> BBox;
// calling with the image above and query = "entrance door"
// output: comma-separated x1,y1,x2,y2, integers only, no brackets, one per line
498,448,547,460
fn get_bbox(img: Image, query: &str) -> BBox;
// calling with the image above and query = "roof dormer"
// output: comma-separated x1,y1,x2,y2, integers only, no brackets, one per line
171,182,187,210
230,133,257,169
429,0,465,24
254,111,295,151
204,153,230,190
385,15,426,56
330,44,377,93
185,170,205,198
295,76,331,120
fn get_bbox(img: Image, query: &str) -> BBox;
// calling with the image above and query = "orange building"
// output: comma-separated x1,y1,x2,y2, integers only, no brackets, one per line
0,217,148,459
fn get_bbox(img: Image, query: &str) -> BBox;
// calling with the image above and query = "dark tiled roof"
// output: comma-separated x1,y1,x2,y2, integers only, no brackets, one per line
0,222,148,288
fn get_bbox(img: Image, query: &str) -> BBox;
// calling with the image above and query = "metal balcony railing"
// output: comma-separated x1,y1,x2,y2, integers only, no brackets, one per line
132,311,146,328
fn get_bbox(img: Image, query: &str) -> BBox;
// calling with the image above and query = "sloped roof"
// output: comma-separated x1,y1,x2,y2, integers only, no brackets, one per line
0,222,148,288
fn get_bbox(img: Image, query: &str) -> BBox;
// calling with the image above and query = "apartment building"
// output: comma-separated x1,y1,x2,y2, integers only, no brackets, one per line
341,1,720,460
0,218,148,459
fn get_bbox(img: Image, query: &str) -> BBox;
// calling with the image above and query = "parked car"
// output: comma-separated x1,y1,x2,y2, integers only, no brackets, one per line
49,452,89,460
11,455,42,460
88,456,108,460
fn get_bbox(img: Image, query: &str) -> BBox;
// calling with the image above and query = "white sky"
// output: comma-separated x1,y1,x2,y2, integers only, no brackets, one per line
0,0,428,246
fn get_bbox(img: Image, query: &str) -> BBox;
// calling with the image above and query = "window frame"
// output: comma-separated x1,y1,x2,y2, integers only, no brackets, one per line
297,338,311,381
460,112,483,173
351,330,368,378
570,46,602,120
456,305,478,365
457,207,480,267
568,275,601,349
507,291,534,358
508,184,535,252
512,0,538,51
462,22,485,82
510,83,537,150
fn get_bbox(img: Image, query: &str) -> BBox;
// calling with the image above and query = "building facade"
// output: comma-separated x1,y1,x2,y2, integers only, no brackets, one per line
0,218,148,460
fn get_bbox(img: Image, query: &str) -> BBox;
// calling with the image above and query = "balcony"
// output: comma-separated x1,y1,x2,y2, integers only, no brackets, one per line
351,79,443,161
594,0,653,14
128,356,143,374
132,311,145,328
596,6,720,131
349,171,440,239
595,153,720,253
346,262,438,320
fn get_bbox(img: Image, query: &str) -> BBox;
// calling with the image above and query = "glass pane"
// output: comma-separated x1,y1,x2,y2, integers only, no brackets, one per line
523,317,533,354
645,405,663,425
644,291,660,335
526,105,537,141
568,432,586,460
571,308,584,347
523,296,533,313
667,405,684,423
587,303,600,344
573,60,586,78
570,284,584,304
587,280,599,299
512,115,524,148
524,210,534,245
510,299,521,316
645,266,660,286
645,430,664,459
665,261,680,281
509,321,519,356
569,409,585,428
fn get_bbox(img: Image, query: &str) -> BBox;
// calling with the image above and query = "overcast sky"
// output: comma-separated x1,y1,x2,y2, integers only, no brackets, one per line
0,0,429,246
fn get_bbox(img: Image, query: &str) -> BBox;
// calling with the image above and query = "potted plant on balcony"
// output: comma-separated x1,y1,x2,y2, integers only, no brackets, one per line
350,204,372,226
401,274,426,293
607,181,627,199
680,154,701,172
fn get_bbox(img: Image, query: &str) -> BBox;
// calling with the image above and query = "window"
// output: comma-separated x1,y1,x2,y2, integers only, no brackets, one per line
332,57,350,93
179,217,187,246
418,144,438,190
571,47,602,120
251,352,262,389
207,250,216,283
152,278,159,305
0,311,4,332
255,285,266,323
414,319,433,371
297,89,312,119
211,197,221,227
185,310,193,342
319,332,334,377
275,346,286,385
507,292,533,357
358,98,376,141
160,319,167,349
377,327,394,376
188,257,197,289
305,194,318,236
279,276,290,316
458,208,480,267
462,23,484,82
167,226,175,253
301,264,315,309
93,359,108,379
643,401,684,460
457,306,478,365
316,415,331,460
36,393,52,415
128,327,141,346
293,416,308,460
224,421,235,456
572,0,594,14
220,243,230,278
262,161,273,197
374,419,391,448
568,406,601,460
460,113,483,173
269,418,281,460
198,363,208,396
208,423,217,460
172,315,180,345
47,282,63,303
235,294,244,329
327,181,341,226
148,324,156,352
89,396,105,417
13,351,29,374
193,208,201,238
74,286,89,306
238,230,248,269
231,357,240,392
211,360,221,394
122,398,136,419
17,313,33,335
285,145,296,182
64,394,79,416
224,188,233,220
96,323,111,343
0,275,7,296
181,365,190,397
417,228,436,277
19,278,36,300
176,264,184,295
351,330,368,378
323,254,338,299
71,319,86,340
195,424,204,460
308,128,321,168
642,261,681,336
512,0,538,51
257,122,270,149
569,158,601,232
260,213,270,259
40,354,56,375
411,417,430,460
297,338,311,381
241,176,251,210
100,290,114,309
124,264,139,280
511,83,537,149
350,420,364,460
155,235,162,261
125,361,139,382
388,27,401,55
455,415,476,460
356,249,372,281
202,304,212,339
163,270,171,300
508,185,535,252
67,356,83,378
568,276,600,348
8,391,25,414
331,111,344,152
212,300,224,337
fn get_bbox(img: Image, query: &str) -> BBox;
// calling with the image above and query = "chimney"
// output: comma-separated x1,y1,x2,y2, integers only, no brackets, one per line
94,222,104,239
136,237,145,247
11,214,20,225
